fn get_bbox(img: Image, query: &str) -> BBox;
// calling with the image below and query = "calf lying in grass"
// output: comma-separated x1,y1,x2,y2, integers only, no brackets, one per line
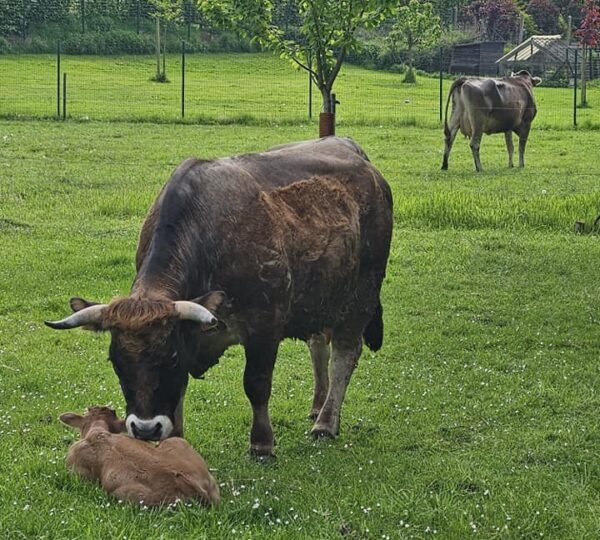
59,406,220,507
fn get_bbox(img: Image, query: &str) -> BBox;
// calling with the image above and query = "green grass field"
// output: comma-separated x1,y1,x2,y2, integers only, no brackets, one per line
1,52,600,128
1,57,600,539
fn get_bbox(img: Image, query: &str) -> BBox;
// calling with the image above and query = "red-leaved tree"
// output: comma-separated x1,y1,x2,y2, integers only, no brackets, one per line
461,0,520,41
576,0,600,104
526,0,561,34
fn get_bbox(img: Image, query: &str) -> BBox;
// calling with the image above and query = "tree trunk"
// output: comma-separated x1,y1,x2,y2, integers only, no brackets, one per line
155,17,161,80
320,86,332,113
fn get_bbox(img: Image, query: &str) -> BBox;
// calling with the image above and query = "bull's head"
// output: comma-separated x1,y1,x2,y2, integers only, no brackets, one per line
511,70,542,87
46,292,225,441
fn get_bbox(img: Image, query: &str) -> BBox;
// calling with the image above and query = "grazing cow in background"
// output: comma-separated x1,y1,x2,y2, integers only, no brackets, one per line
441,70,542,172
60,406,220,506
46,137,393,457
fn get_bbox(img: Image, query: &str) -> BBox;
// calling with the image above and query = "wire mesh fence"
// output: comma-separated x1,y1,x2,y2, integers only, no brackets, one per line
2,50,600,129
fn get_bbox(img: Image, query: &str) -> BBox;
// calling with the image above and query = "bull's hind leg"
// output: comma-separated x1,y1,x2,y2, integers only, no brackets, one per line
505,131,514,168
441,121,460,170
243,336,279,457
308,333,331,420
311,335,362,439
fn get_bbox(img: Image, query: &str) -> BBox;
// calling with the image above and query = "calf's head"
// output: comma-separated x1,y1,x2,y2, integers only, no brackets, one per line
60,406,126,437
47,293,225,441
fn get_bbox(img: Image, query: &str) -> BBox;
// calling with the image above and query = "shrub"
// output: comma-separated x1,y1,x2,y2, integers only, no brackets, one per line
61,31,154,55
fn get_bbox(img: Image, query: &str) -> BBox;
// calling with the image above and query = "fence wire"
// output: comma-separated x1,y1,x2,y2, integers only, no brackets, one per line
1,51,600,128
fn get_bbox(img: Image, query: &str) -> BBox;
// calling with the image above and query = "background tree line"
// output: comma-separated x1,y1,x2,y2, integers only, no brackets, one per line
0,0,591,66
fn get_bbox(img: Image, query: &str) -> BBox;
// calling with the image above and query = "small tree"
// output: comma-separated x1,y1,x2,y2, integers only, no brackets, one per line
198,0,395,113
149,0,182,82
576,0,600,105
387,0,441,83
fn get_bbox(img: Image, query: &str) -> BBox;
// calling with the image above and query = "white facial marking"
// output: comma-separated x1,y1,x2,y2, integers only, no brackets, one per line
126,414,173,440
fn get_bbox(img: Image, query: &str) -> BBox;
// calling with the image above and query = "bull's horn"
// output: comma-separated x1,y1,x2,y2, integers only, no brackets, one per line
174,301,218,326
45,304,106,330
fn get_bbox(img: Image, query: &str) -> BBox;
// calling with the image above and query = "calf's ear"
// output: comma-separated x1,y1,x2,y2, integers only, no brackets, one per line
113,419,127,433
532,76,542,86
59,412,85,429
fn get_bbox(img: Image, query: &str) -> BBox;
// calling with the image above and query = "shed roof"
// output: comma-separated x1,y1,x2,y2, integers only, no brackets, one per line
496,35,572,65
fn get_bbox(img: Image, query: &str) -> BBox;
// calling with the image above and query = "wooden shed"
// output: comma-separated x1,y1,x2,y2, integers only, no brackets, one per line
449,42,505,76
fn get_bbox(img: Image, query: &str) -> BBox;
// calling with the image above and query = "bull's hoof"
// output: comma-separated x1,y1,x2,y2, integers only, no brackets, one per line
308,408,321,421
249,443,275,458
310,425,337,439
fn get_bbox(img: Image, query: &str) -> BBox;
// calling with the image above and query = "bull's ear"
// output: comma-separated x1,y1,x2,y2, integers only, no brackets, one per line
59,412,84,430
70,297,99,313
532,76,542,86
192,291,227,314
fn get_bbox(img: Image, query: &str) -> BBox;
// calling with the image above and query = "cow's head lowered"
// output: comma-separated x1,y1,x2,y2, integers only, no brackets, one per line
46,293,225,441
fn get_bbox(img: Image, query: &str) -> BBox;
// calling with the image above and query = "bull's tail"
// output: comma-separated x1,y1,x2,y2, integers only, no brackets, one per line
444,77,468,138
363,300,384,352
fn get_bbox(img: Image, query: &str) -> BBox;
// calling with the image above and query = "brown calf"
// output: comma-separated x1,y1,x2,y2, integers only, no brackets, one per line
59,406,220,506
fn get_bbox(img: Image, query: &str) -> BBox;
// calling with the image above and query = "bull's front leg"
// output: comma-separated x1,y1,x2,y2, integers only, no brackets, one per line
243,336,279,457
518,124,532,168
470,130,483,172
172,391,186,437
505,131,514,168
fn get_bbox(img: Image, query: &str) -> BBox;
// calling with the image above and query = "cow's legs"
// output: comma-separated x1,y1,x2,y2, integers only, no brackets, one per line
505,131,514,168
470,130,483,172
441,122,460,170
311,335,362,439
308,333,331,420
518,124,532,168
243,336,279,456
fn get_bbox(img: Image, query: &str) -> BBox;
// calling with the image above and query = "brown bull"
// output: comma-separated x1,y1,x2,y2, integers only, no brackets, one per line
441,70,542,172
46,137,393,458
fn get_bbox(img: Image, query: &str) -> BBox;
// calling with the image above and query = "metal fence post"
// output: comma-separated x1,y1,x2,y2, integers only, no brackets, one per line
57,41,61,117
574,48,578,127
63,73,67,120
136,0,140,34
439,47,443,123
181,41,186,118
330,93,338,135
308,50,313,120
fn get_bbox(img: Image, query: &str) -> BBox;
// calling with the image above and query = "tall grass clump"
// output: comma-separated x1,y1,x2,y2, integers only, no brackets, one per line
395,191,600,231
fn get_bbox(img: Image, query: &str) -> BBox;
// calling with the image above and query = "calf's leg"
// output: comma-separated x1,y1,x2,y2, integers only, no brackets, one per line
505,131,514,168
243,336,279,456
311,335,362,439
308,333,330,420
